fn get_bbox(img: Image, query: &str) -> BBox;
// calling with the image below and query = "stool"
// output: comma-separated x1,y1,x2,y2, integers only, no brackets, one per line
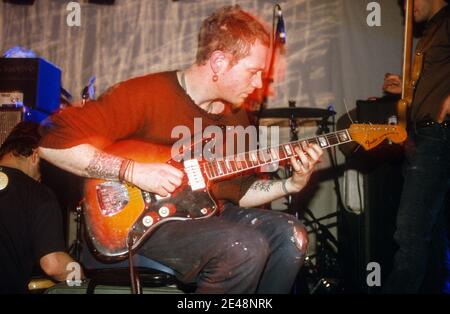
84,254,180,294
81,245,190,294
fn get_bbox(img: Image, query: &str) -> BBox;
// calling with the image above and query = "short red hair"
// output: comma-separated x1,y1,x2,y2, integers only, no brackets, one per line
196,5,270,66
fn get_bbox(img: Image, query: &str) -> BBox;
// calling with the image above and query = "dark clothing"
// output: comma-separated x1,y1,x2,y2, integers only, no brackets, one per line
138,203,306,293
0,166,66,294
384,5,450,293
40,71,257,204
384,126,450,293
411,5,450,122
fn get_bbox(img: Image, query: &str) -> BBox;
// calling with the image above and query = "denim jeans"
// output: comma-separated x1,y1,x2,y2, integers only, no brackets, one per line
138,203,308,293
383,124,450,293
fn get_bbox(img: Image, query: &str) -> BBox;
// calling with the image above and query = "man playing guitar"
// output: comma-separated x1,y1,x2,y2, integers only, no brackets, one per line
39,5,323,294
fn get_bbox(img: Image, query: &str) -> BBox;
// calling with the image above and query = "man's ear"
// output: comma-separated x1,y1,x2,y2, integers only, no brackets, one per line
31,149,40,164
209,50,230,75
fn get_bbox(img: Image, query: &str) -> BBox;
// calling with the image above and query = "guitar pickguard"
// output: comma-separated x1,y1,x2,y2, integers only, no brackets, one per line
129,185,216,252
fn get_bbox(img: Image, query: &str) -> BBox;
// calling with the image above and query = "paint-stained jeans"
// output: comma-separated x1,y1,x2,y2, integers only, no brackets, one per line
139,203,308,293
383,124,450,293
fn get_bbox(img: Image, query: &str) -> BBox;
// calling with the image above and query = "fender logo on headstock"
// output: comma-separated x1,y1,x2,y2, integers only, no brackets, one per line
364,131,398,148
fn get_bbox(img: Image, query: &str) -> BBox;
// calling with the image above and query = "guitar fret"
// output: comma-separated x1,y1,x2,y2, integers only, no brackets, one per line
326,134,339,146
284,144,293,156
217,161,225,175
257,151,265,163
250,152,258,166
229,159,237,172
300,140,308,151
213,161,221,176
337,130,351,143
242,154,249,169
262,149,271,163
317,136,329,148
204,163,212,179
234,157,242,171
270,147,279,161
236,154,248,170
208,162,217,178
214,162,221,177
224,159,232,172
291,142,301,154
243,153,251,167
279,146,287,159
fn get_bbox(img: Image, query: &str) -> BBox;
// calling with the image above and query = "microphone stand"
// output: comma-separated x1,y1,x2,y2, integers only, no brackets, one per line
286,100,298,217
257,4,284,124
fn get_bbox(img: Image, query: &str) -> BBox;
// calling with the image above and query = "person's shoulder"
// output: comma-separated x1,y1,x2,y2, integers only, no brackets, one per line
124,71,176,85
97,71,174,97
3,167,36,187
97,71,177,101
4,168,58,203
110,71,177,93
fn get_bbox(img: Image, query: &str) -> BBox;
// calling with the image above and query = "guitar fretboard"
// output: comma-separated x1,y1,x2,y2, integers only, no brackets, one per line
203,129,353,181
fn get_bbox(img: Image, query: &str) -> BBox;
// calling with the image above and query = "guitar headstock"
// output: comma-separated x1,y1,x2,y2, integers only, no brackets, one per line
348,124,407,150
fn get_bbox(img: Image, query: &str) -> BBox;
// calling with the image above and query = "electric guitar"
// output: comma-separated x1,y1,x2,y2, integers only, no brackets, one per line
83,123,407,260
397,0,415,129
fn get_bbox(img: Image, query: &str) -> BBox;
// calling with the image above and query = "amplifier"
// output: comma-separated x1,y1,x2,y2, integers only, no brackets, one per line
356,95,399,124
0,107,22,146
0,91,23,106
0,58,61,114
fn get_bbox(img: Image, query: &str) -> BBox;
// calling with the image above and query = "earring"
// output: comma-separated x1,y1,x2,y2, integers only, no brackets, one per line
212,74,218,82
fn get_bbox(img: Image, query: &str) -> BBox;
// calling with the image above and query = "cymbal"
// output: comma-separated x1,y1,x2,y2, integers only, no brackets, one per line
258,118,334,127
258,107,336,119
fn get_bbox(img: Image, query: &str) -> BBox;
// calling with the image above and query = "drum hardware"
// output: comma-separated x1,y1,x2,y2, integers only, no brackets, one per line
258,106,336,120
68,203,83,261
258,102,340,293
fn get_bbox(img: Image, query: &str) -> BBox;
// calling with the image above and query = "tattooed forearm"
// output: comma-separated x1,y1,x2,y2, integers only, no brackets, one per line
85,151,123,180
250,180,275,192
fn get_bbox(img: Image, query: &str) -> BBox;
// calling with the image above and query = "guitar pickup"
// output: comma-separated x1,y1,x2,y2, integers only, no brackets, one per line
183,159,206,191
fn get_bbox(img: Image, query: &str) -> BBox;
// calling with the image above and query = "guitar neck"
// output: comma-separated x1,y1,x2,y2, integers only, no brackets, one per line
204,128,353,181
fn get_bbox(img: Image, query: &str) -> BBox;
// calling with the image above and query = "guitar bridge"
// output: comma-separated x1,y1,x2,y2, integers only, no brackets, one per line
96,181,129,216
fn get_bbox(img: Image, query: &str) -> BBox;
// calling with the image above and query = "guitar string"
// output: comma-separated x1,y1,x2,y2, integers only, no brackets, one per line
100,127,398,202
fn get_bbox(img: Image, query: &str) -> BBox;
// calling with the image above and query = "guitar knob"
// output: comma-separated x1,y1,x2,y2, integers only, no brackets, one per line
142,215,153,227
158,204,176,217
142,212,159,227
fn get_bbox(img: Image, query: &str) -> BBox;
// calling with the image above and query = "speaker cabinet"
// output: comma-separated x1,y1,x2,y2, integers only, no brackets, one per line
0,107,22,146
0,58,61,122
339,96,404,293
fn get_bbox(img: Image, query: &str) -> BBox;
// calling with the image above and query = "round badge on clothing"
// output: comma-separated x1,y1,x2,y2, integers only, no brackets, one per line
0,170,9,191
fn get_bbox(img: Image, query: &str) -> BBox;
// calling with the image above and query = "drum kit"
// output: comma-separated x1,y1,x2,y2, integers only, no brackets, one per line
257,102,341,294
257,101,336,139
256,102,337,216
256,101,336,200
